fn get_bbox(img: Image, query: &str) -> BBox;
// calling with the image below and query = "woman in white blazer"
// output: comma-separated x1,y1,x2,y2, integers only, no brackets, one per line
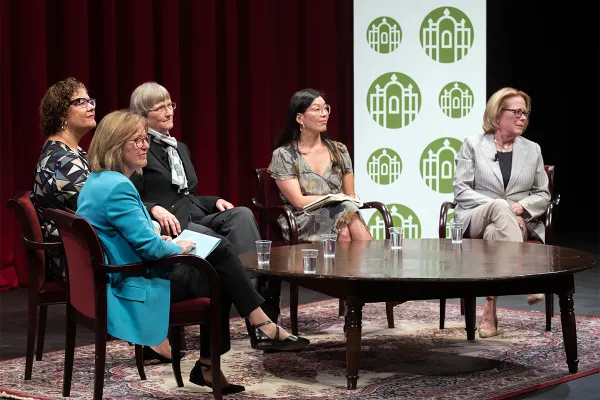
453,87,551,338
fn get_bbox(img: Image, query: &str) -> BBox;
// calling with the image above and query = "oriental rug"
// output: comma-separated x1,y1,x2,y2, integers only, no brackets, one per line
1,300,599,399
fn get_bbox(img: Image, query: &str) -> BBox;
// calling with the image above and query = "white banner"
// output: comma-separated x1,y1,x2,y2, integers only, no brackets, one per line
353,1,486,239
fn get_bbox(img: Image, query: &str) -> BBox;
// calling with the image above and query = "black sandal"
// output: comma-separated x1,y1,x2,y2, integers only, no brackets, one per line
251,320,310,351
189,361,245,394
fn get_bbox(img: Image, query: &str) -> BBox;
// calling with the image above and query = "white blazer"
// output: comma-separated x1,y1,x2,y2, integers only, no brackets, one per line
453,133,551,242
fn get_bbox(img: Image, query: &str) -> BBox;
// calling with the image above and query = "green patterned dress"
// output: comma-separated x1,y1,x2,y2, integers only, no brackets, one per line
268,140,367,243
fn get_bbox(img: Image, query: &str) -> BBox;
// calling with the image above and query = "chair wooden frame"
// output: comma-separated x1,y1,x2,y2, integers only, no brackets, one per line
438,165,561,331
251,168,396,334
45,208,223,400
6,191,67,380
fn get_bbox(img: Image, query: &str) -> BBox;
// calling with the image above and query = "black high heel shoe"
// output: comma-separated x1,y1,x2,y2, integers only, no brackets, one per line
142,346,185,364
189,361,245,394
251,320,310,351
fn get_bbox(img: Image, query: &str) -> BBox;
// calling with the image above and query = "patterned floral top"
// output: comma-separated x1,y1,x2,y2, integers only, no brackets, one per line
31,140,90,280
268,140,366,242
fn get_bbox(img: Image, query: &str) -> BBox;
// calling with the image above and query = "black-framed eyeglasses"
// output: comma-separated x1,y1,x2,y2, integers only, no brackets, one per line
129,135,149,149
69,98,96,108
308,104,332,116
149,102,176,114
503,108,530,118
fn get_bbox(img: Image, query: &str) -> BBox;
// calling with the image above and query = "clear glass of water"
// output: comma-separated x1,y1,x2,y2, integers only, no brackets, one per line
321,234,337,258
388,227,403,249
450,221,463,244
255,240,272,264
302,249,318,274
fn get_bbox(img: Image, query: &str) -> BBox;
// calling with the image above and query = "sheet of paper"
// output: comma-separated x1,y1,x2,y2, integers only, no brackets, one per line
173,229,221,259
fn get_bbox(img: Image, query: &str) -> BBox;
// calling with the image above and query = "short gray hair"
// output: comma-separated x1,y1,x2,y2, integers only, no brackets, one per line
129,82,171,116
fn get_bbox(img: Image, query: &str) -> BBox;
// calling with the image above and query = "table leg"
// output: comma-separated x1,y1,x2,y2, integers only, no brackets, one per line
558,291,579,373
463,297,476,341
289,282,298,336
345,299,364,390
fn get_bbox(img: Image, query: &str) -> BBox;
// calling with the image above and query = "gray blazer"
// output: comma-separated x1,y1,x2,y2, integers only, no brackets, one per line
453,133,551,242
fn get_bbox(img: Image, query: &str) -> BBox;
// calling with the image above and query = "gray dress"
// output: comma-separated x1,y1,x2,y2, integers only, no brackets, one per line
268,140,367,243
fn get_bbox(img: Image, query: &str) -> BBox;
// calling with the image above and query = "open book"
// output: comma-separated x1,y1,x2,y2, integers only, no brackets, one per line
303,194,363,212
172,229,221,259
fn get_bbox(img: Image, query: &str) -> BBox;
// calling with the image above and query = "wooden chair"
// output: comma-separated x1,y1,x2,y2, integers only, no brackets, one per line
45,208,223,400
6,191,67,380
252,168,396,334
438,165,561,331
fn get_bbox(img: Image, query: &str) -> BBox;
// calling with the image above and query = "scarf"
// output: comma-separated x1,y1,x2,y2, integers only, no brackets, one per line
148,128,189,193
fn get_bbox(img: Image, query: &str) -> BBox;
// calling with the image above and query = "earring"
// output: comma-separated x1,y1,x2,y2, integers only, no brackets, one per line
300,123,305,131
61,120,67,131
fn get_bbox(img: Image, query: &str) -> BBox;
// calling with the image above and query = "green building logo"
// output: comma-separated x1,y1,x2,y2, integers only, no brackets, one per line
367,148,402,185
439,82,474,118
366,72,422,129
368,204,421,240
420,7,474,63
366,17,402,54
419,137,463,193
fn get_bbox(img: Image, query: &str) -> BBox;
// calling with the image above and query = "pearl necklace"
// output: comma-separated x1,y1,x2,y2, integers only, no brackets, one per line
494,138,513,153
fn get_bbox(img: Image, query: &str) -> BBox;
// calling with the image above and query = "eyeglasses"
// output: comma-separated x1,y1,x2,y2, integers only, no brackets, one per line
129,135,149,149
308,105,332,116
69,98,96,108
149,102,176,114
503,108,530,118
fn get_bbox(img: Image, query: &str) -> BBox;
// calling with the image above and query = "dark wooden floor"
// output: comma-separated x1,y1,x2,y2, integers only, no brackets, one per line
1,235,599,399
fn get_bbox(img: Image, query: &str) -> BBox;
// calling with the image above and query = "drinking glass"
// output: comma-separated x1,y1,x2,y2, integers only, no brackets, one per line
388,227,403,249
302,249,318,273
255,240,272,264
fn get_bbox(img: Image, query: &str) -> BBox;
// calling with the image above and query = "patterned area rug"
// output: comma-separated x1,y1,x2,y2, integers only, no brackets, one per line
1,300,600,400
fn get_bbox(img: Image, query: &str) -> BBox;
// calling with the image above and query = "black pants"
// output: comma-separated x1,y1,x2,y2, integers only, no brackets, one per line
169,232,264,357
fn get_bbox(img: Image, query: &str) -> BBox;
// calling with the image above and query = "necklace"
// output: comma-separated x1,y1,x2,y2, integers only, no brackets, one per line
494,138,513,153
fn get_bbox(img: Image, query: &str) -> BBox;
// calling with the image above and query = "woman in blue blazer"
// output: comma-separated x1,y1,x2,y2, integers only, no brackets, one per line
77,110,309,393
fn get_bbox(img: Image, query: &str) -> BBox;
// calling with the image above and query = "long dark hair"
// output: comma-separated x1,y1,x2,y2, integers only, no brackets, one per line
275,88,342,167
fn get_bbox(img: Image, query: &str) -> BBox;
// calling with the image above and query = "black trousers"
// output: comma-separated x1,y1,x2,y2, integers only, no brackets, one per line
169,230,264,357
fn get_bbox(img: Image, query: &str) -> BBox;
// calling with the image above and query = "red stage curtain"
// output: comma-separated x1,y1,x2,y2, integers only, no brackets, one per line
0,0,354,287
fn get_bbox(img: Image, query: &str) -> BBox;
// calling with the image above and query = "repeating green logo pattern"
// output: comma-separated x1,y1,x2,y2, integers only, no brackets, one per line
367,148,402,185
420,7,474,63
419,137,463,193
368,204,421,240
366,72,422,129
366,17,402,54
439,82,474,118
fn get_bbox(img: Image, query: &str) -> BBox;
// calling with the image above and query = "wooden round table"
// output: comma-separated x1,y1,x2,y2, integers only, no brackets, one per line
240,239,598,389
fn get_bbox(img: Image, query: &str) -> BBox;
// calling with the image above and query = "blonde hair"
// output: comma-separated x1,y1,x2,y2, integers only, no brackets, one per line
130,81,171,116
88,110,147,173
482,87,531,133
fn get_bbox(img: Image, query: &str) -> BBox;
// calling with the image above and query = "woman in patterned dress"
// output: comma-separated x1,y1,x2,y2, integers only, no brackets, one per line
268,88,372,243
31,77,96,281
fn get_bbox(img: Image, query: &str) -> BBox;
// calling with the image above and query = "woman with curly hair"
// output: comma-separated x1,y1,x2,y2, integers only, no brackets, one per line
31,77,96,281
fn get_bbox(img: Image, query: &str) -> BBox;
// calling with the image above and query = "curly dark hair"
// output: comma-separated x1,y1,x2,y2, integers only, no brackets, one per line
39,77,87,137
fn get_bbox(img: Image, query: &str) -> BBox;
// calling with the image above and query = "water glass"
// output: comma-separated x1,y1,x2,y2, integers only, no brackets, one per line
321,234,337,258
389,227,403,249
302,249,318,274
255,240,272,264
450,221,463,244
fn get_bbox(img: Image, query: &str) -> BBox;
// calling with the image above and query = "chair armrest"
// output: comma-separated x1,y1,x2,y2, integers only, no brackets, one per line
438,201,457,239
361,201,392,239
251,198,299,244
21,236,63,251
544,194,560,244
93,255,221,312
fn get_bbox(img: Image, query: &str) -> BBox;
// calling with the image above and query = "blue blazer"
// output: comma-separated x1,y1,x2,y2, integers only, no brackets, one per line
77,171,181,346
